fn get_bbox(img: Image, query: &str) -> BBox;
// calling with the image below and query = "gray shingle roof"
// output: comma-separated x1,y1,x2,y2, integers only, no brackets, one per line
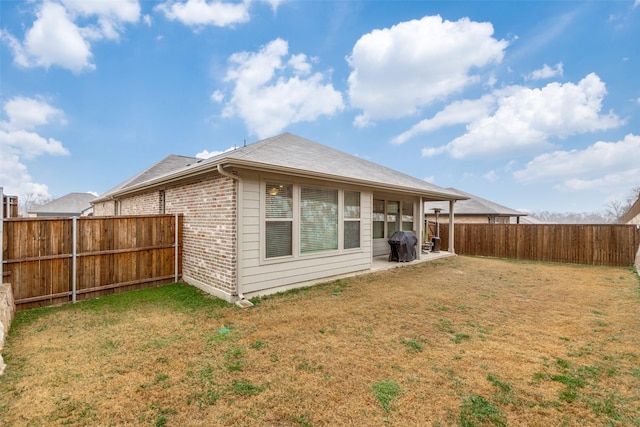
97,133,465,201
425,188,526,217
100,154,197,198
30,193,97,215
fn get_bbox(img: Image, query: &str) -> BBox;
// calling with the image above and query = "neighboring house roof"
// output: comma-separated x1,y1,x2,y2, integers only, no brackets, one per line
620,196,640,224
425,188,527,217
29,193,97,216
95,133,467,202
518,215,546,224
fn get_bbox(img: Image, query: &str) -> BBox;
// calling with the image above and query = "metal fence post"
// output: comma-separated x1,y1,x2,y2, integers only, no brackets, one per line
174,213,179,283
72,216,77,303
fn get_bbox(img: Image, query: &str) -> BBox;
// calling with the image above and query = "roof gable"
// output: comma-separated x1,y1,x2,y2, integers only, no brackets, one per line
96,133,465,201
620,196,640,224
101,154,197,198
30,193,97,214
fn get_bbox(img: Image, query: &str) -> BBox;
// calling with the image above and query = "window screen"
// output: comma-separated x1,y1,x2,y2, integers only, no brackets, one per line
402,200,414,231
301,186,338,253
387,201,399,237
265,183,293,258
373,199,384,239
344,191,361,249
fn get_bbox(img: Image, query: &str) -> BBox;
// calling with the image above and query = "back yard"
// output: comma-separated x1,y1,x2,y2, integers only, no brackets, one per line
0,256,639,426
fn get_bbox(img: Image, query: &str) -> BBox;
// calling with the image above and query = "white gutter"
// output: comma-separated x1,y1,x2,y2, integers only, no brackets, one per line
216,164,251,307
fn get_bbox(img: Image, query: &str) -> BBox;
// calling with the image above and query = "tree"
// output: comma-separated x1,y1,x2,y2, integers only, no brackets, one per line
19,193,52,216
605,199,627,223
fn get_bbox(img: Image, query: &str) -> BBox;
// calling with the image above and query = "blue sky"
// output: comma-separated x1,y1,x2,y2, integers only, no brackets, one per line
1,0,639,214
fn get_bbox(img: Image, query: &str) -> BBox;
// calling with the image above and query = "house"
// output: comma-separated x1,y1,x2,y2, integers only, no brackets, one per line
425,188,527,225
620,196,640,225
28,192,97,217
92,133,466,303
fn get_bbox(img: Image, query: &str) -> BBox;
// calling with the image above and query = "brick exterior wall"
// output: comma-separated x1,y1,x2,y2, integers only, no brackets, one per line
165,176,237,295
93,200,117,216
120,192,160,215
93,173,237,296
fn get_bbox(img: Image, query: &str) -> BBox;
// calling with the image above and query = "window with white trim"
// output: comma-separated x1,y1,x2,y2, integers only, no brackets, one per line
265,182,293,258
373,199,384,239
301,186,338,253
344,191,361,249
387,200,400,237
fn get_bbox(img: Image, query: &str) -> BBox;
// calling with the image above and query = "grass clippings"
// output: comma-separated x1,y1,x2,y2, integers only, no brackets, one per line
1,256,639,426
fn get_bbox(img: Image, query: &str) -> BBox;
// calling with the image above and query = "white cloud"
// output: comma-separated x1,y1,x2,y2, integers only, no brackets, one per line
557,168,640,193
0,129,69,160
483,170,500,183
2,2,94,72
220,38,344,138
421,73,622,159
347,15,508,126
63,0,140,40
210,90,225,103
195,146,235,159
0,96,66,131
513,133,640,184
1,1,140,72
392,96,493,144
526,62,563,80
143,15,152,26
156,0,251,27
287,53,312,75
0,97,70,201
634,0,640,9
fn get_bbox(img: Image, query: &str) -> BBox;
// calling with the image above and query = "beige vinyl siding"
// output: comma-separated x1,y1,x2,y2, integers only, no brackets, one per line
238,170,372,294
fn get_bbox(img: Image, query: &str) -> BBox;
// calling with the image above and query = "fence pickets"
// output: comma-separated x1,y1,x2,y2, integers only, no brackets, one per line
439,223,640,267
2,215,182,310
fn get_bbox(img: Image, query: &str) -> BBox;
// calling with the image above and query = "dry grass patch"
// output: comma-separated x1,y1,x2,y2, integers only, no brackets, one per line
1,256,639,426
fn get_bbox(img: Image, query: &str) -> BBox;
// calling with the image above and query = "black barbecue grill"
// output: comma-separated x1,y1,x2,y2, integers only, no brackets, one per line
388,231,417,262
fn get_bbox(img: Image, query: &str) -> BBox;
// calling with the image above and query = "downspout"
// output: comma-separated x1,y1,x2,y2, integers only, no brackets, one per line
216,164,251,306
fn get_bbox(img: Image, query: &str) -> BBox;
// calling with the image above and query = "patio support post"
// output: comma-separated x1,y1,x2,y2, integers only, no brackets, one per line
72,216,77,303
448,200,455,254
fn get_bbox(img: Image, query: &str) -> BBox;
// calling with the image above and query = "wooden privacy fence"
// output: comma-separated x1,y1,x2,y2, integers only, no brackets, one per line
1,214,182,310
438,223,640,267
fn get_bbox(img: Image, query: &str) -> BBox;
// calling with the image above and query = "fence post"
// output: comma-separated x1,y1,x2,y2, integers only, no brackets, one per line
174,213,179,283
72,216,77,303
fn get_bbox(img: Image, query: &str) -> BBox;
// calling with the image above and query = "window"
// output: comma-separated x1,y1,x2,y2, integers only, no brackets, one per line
344,191,361,249
265,183,293,258
373,199,384,239
402,200,414,231
387,201,399,237
301,186,338,253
